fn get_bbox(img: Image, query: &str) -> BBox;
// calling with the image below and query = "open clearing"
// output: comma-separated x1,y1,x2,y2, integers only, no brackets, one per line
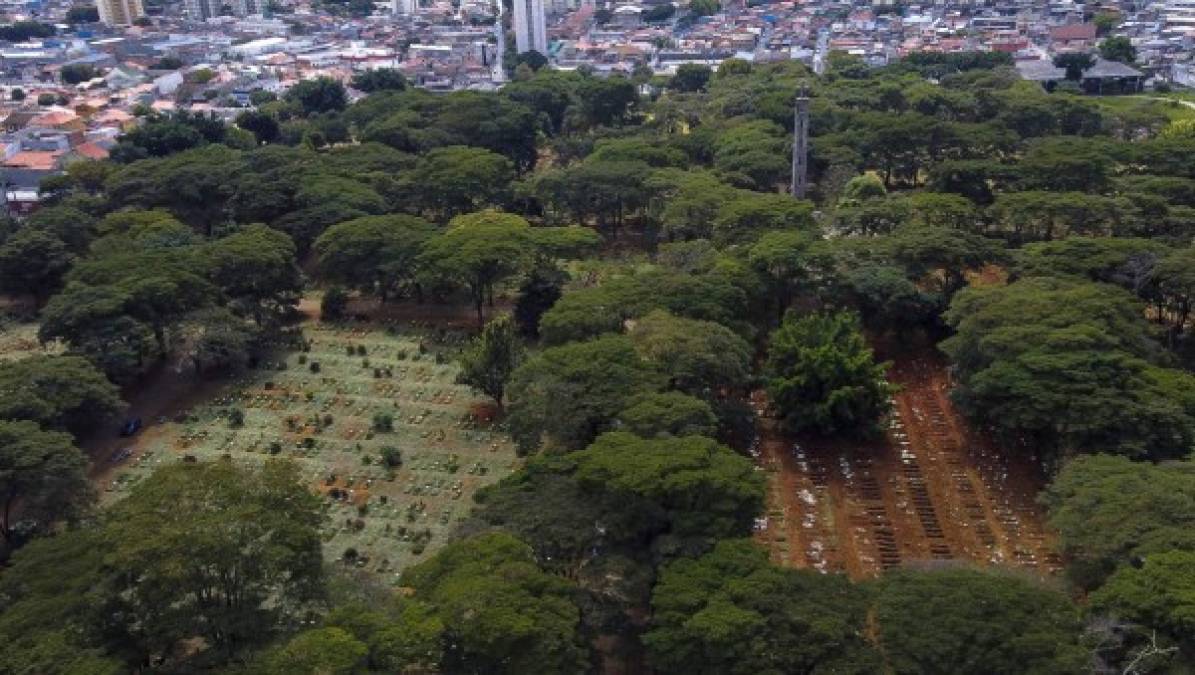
754,344,1060,580
0,318,61,363
100,318,520,583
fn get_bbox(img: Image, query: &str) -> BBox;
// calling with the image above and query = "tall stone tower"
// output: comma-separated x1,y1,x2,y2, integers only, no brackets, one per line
790,86,810,199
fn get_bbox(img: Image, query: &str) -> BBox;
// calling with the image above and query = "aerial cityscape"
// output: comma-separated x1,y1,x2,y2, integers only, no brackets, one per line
0,0,1185,200
0,0,1194,671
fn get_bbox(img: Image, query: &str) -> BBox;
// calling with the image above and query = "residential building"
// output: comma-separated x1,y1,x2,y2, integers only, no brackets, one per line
95,0,145,26
513,0,547,54
185,0,222,21
231,0,264,15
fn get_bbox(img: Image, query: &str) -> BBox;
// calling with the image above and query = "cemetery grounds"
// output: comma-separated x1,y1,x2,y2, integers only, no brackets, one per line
753,344,1062,580
99,318,521,584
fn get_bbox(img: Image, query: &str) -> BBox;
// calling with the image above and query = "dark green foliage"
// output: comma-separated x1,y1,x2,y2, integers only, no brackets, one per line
284,77,348,115
1043,455,1195,590
321,286,348,321
400,532,587,674
669,64,712,92
943,278,1194,461
617,391,718,438
539,270,748,345
314,215,437,301
873,568,1087,675
0,529,123,674
627,310,752,397
1100,36,1137,63
0,460,324,670
506,335,666,453
60,65,98,88
0,420,90,544
456,315,524,407
236,110,281,144
513,266,565,337
351,68,407,93
645,539,880,674
0,355,123,437
0,229,74,302
103,460,324,662
1053,53,1095,80
574,432,763,539
112,111,226,161
0,21,54,41
765,311,895,436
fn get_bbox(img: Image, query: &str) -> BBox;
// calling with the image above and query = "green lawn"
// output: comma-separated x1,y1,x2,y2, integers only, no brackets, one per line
1094,94,1195,123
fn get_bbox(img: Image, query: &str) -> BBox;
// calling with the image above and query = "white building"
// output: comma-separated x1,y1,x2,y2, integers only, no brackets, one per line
95,0,144,26
392,0,416,14
1159,0,1195,36
231,0,264,15
512,0,547,54
185,0,221,20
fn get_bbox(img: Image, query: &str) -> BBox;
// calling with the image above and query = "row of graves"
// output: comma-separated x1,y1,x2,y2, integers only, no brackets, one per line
753,353,1062,579
104,319,521,583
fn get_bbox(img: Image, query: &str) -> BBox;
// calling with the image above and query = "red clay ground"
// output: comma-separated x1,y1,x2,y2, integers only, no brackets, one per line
754,343,1061,580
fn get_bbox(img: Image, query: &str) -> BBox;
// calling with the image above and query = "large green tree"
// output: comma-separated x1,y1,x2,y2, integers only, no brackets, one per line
505,335,665,453
103,460,325,661
645,539,880,674
400,532,588,674
943,278,1194,461
456,314,525,409
573,432,763,539
0,355,123,437
419,211,596,326
626,310,752,398
873,568,1087,675
0,420,90,544
765,311,895,436
313,214,437,302
1043,454,1195,590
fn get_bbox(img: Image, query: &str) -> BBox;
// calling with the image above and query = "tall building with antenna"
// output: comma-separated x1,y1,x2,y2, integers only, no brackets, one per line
513,0,547,55
790,87,810,199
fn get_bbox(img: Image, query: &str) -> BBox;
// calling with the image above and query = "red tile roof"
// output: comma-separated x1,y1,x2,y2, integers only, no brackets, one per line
1050,23,1096,41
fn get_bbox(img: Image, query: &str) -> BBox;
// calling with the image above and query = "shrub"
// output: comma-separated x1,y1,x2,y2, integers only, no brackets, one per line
322,286,348,320
380,445,402,467
372,412,394,432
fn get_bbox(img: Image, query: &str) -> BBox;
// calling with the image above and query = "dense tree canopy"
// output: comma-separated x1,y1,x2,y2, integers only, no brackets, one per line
765,311,895,436
873,568,1087,674
645,539,880,674
5,46,1195,675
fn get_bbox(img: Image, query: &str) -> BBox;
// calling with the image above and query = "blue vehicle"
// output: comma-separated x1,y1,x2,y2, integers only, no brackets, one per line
119,417,142,437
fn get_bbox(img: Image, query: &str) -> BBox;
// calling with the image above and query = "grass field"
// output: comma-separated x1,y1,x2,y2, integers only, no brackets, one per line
101,319,521,584
1094,94,1195,123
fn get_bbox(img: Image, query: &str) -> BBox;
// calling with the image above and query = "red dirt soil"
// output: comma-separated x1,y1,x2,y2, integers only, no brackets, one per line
754,343,1061,580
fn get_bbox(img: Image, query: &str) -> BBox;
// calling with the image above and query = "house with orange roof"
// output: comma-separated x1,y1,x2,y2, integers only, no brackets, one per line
3,151,61,170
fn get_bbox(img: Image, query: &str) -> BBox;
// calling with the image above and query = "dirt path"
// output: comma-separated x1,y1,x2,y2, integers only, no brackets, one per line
754,344,1060,579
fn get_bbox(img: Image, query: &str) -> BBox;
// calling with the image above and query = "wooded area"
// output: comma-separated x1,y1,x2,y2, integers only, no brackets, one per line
2,54,1195,673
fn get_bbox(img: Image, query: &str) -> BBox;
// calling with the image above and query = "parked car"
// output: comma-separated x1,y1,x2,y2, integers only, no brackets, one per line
119,417,142,437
